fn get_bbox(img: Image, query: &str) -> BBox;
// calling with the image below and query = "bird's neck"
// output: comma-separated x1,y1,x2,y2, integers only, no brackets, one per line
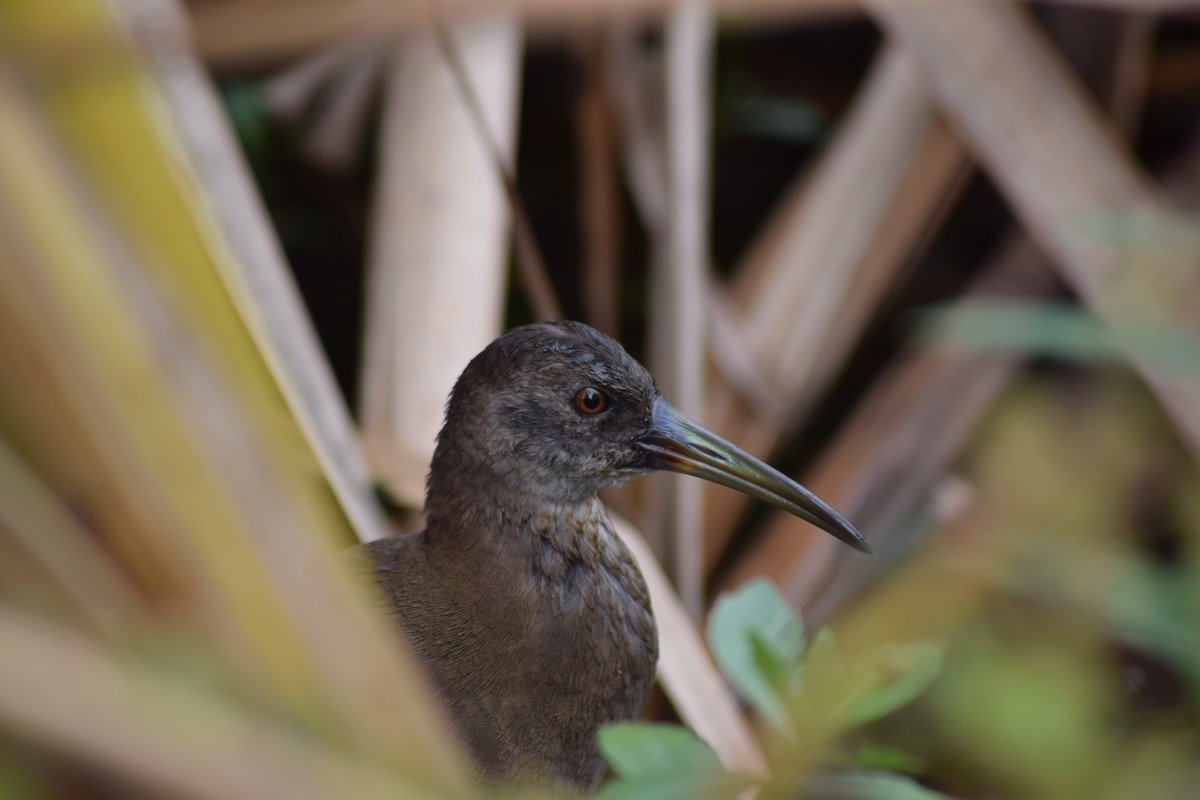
425,471,611,568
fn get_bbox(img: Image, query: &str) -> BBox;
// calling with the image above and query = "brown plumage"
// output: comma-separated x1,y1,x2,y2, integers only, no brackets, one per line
357,322,868,790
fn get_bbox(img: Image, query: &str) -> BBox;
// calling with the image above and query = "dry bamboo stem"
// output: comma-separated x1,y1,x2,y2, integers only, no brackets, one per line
610,23,669,240
604,20,761,752
608,22,671,557
302,47,386,169
659,1,713,617
435,24,561,322
0,436,149,640
0,606,447,800
135,0,393,545
577,33,622,337
263,39,372,121
360,17,522,507
735,47,932,391
867,0,1200,454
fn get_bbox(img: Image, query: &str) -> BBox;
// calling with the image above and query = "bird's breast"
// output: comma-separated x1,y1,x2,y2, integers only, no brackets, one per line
525,501,657,687
517,501,658,783
388,499,658,789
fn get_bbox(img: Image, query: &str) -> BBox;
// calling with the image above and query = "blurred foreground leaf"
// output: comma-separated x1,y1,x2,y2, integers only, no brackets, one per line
0,0,466,793
603,581,945,798
841,643,945,728
805,771,951,800
1105,564,1200,710
597,723,754,800
929,628,1113,797
0,604,441,800
848,744,925,775
708,578,804,733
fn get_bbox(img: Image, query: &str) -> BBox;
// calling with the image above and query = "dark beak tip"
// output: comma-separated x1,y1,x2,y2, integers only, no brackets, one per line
829,522,871,555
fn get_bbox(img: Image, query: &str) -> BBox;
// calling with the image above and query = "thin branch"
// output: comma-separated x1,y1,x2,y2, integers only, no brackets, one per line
435,22,563,321
187,0,1199,68
659,0,713,618
576,32,622,336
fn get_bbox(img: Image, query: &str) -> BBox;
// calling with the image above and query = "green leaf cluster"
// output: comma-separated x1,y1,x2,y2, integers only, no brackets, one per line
599,579,947,799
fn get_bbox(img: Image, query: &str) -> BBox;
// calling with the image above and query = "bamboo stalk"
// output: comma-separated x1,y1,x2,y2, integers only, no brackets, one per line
360,16,522,507
658,1,713,617
609,21,671,557
806,6,1176,619
610,22,669,241
436,23,561,323
577,33,622,337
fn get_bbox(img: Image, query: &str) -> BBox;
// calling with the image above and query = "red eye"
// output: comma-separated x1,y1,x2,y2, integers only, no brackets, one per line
574,387,608,415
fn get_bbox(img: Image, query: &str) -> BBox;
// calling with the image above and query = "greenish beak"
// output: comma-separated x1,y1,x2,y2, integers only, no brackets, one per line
636,397,870,554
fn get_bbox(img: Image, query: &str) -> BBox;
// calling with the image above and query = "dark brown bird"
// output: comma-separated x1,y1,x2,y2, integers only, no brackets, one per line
358,321,868,790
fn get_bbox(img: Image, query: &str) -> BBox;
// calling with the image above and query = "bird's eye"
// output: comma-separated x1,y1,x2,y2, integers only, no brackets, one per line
574,387,609,416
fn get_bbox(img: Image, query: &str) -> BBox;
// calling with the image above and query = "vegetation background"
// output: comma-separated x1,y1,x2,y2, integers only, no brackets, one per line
1,0,1199,798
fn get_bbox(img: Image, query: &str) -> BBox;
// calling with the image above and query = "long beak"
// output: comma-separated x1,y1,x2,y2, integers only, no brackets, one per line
636,397,870,554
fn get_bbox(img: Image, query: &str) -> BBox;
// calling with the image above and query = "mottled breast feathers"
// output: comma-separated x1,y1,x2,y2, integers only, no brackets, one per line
362,497,656,790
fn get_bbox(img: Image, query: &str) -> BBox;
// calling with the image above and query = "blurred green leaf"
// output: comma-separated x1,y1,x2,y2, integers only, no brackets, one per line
842,643,945,728
599,723,721,778
708,579,804,732
929,637,1110,798
596,724,754,800
805,772,952,800
750,629,794,696
1079,210,1200,252
220,84,271,158
916,300,1200,373
0,749,44,800
806,626,841,669
848,744,926,775
728,96,826,143
1105,564,1200,709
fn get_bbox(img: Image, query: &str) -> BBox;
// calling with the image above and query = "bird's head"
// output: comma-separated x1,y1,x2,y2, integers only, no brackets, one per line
428,321,869,553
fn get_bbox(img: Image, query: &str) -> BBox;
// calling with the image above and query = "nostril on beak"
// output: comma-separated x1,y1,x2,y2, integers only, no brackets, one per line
693,443,731,464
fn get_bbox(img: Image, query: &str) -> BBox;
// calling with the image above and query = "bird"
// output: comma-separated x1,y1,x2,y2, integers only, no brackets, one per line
356,321,869,791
